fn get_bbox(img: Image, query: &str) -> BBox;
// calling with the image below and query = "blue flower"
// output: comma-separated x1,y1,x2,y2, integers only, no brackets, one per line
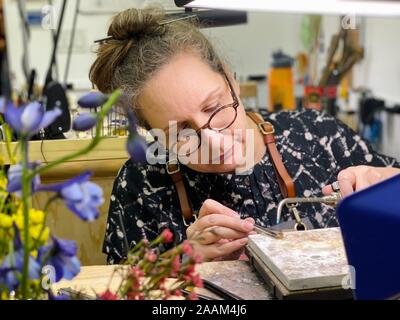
4,101,62,137
6,162,41,197
125,110,147,163
72,113,97,131
126,109,138,134
38,171,104,221
48,291,70,300
127,134,147,164
38,236,80,282
0,225,41,291
0,265,18,292
77,92,108,109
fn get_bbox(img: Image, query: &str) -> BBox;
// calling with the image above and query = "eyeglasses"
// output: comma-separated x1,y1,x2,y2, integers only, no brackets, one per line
169,73,239,157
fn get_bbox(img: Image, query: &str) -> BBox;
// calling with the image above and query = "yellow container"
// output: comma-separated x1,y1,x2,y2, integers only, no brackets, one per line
268,51,295,112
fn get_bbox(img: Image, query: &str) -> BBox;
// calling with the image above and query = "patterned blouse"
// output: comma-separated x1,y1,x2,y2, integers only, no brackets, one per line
103,109,399,264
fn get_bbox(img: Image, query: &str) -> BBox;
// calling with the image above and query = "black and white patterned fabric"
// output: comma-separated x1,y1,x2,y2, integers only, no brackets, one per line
103,109,399,264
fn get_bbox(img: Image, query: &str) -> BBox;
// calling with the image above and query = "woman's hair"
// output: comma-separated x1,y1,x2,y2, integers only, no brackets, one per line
89,7,224,128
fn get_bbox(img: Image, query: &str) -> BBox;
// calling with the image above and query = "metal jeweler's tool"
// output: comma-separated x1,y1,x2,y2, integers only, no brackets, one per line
276,192,342,226
253,224,284,239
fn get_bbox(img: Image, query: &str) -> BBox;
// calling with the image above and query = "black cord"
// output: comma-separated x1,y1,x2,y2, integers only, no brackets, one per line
39,129,49,164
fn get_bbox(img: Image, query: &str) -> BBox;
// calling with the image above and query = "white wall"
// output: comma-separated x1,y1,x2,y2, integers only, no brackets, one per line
355,17,400,103
4,0,178,90
4,1,335,91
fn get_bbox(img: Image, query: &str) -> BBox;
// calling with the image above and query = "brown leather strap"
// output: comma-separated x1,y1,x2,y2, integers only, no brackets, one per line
167,162,194,222
168,111,296,223
246,112,296,198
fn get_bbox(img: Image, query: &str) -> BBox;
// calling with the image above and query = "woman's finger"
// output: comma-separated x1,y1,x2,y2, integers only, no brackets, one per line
243,217,255,224
194,226,249,245
198,199,240,219
323,166,400,197
193,237,249,261
321,184,333,195
337,169,357,196
187,213,254,239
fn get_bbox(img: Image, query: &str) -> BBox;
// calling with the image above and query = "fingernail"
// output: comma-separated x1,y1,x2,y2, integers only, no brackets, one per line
242,221,254,230
240,238,248,245
245,217,255,224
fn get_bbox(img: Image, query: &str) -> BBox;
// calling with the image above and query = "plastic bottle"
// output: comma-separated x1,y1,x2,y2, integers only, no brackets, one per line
268,51,295,112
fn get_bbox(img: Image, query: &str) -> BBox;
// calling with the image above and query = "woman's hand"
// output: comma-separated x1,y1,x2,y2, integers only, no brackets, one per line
186,199,255,261
322,165,400,197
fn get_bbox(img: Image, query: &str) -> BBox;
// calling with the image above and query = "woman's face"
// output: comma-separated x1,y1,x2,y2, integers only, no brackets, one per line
139,52,250,173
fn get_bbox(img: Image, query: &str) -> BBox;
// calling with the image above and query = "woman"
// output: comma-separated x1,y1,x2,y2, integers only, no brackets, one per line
90,8,400,264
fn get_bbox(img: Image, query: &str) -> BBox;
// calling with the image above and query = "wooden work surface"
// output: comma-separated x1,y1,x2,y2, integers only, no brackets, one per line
53,260,273,300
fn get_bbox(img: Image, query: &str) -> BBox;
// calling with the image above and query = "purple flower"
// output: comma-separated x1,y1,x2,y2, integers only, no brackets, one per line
72,113,97,131
124,109,147,163
0,253,40,291
4,101,61,137
0,225,40,291
127,134,147,164
6,162,41,197
126,109,138,134
0,265,17,292
48,291,70,300
77,92,108,109
38,171,104,221
38,236,80,282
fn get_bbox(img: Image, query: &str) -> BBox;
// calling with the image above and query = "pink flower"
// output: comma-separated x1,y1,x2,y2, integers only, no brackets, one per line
191,273,203,288
182,240,193,255
193,253,203,264
171,255,181,274
99,290,119,300
161,229,174,243
145,250,157,263
185,265,195,275
162,290,171,300
127,290,144,300
188,292,198,300
173,290,182,297
129,265,145,278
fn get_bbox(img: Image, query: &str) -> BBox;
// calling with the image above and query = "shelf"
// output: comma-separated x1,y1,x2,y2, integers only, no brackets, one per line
0,137,129,181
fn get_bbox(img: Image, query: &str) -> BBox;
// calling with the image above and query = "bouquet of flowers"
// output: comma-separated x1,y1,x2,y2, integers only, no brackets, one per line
0,90,202,300
98,229,203,300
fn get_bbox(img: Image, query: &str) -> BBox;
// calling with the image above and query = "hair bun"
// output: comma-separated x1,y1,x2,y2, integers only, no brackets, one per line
108,8,166,41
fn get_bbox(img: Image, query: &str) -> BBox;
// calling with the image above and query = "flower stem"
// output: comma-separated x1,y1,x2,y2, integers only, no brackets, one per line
20,138,31,299
0,115,16,164
28,89,122,180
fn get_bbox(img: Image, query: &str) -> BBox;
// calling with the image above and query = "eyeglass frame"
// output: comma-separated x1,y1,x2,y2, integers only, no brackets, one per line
170,72,240,156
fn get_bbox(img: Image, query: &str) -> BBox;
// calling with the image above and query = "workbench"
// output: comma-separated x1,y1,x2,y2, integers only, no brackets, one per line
53,260,273,300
